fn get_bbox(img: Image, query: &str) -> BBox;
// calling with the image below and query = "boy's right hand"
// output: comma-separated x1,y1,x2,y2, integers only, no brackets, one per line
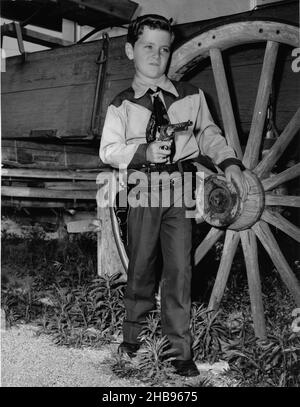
146,141,172,163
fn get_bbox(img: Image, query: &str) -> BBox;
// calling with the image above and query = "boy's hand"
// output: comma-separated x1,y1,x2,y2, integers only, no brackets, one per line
146,141,172,163
224,165,248,201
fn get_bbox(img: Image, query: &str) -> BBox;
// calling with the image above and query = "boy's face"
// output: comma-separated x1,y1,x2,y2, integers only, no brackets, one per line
125,26,172,81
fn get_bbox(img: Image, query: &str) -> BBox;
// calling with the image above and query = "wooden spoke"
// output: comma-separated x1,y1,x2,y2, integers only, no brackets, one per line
254,107,300,179
209,48,243,160
243,41,279,169
110,207,129,272
208,230,240,312
96,180,128,277
262,163,300,192
240,230,266,339
194,227,224,265
265,194,300,207
252,221,300,306
262,209,300,243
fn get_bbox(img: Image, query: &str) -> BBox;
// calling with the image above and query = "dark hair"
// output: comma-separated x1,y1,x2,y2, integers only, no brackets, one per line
127,14,174,46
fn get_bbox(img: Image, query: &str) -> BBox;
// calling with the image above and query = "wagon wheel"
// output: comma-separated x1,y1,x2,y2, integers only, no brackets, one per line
110,20,300,339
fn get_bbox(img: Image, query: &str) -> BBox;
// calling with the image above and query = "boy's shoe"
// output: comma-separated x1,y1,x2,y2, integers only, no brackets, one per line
171,359,200,377
118,342,140,358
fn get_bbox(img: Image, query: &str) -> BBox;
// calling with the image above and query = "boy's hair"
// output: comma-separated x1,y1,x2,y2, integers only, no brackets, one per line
127,14,174,46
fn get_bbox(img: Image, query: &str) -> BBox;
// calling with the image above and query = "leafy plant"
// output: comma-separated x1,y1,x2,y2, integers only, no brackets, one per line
136,336,175,383
191,303,229,363
221,325,300,387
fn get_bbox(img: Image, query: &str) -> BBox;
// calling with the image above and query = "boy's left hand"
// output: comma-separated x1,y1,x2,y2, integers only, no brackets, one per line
224,165,248,201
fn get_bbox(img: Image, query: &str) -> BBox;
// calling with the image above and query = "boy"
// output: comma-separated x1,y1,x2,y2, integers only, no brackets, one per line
100,14,247,377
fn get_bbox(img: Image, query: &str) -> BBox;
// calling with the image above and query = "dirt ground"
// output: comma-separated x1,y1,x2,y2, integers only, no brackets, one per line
1,323,144,387
1,323,234,387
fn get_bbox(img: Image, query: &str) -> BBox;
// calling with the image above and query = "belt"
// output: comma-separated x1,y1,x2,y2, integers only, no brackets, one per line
135,160,196,174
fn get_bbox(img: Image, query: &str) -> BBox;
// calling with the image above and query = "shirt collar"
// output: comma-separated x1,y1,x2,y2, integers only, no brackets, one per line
132,74,179,99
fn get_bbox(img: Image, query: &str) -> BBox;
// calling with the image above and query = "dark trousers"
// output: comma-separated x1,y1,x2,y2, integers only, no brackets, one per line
123,179,193,360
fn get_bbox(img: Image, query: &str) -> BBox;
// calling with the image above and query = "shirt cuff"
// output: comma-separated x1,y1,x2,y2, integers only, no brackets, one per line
218,158,245,172
128,144,149,168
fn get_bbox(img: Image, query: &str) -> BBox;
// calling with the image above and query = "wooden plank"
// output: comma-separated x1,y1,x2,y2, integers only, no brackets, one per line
1,0,138,30
44,182,97,190
1,168,97,180
1,186,96,200
240,229,266,339
66,219,100,234
208,230,240,312
2,22,73,48
252,221,300,306
1,39,107,139
2,140,99,153
262,163,300,191
1,37,128,94
262,209,300,243
2,140,100,169
1,199,67,209
63,210,96,223
2,48,98,93
70,0,138,21
2,84,96,139
3,74,126,137
209,48,243,159
1,198,96,209
243,41,279,169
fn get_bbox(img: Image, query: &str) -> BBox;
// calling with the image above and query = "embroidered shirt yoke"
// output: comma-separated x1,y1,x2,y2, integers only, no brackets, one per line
99,75,239,169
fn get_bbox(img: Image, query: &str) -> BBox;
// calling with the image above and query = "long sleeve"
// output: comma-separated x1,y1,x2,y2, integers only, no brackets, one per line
194,90,235,164
194,90,244,171
100,104,148,169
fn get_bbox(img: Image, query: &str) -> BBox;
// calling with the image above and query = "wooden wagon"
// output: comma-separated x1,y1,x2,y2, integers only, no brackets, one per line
2,1,299,340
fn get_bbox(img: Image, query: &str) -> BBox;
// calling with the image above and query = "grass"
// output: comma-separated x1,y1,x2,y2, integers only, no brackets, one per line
1,227,300,387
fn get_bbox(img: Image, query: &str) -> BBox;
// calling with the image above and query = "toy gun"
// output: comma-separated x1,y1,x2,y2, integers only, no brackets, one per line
156,120,193,163
156,120,193,142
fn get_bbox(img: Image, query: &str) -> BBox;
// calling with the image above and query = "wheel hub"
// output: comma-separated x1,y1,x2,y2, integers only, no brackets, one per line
209,187,233,213
200,170,265,231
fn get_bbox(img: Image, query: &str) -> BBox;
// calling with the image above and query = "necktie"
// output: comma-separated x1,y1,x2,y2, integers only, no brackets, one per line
145,88,176,163
146,88,170,143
